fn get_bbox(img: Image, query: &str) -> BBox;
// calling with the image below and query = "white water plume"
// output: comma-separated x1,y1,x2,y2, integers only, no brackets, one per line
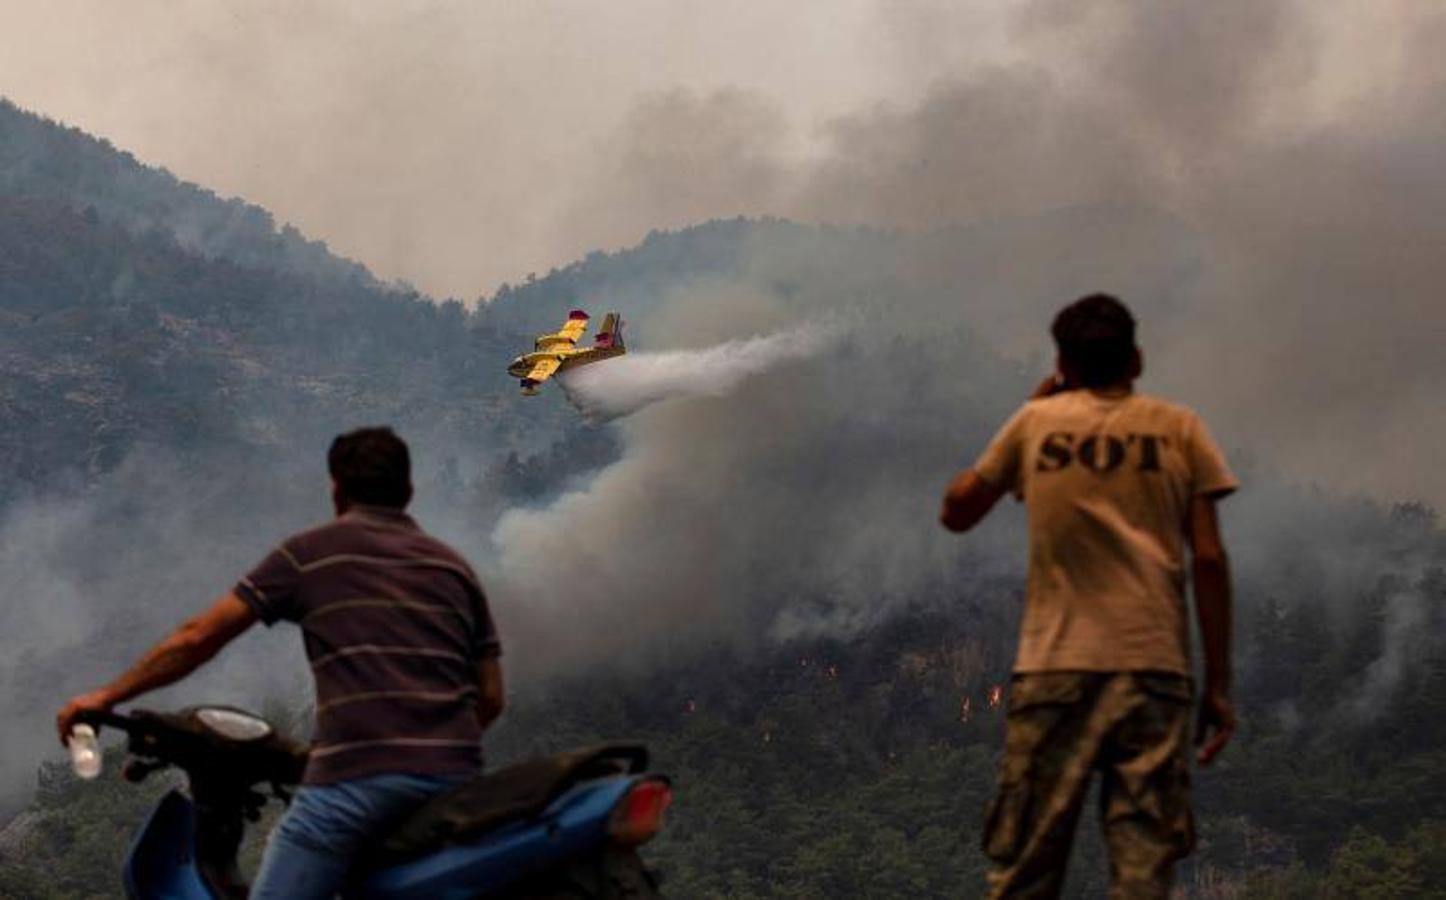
558,321,844,420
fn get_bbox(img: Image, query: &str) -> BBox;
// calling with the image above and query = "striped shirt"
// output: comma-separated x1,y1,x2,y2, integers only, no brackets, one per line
235,505,500,784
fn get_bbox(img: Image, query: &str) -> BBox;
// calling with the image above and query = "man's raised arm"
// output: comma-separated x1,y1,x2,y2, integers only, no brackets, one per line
941,376,1047,533
56,592,258,744
940,470,1007,533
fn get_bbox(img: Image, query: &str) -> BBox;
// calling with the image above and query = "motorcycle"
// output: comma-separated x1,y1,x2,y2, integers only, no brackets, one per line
72,706,672,899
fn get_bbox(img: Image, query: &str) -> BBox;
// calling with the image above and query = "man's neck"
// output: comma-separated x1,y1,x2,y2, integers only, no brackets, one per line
1085,382,1134,399
345,503,411,519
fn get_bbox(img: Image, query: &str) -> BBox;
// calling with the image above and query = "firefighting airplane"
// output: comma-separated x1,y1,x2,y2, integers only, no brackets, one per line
507,310,626,395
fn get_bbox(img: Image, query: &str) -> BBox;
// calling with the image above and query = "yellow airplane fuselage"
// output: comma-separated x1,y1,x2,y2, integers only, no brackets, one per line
507,310,626,394
506,346,624,379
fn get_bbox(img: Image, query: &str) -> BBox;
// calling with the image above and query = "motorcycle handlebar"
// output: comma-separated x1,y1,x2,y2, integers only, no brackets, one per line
79,706,309,790
73,708,140,734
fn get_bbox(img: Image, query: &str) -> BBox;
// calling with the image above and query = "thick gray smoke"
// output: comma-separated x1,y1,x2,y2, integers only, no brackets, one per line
1347,574,1430,722
6,0,1446,811
491,0,1446,681
0,451,312,811
558,321,844,420
561,0,1446,507
487,218,1187,672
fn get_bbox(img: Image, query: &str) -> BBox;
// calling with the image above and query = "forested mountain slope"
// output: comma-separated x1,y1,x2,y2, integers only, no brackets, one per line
0,98,373,288
0,189,485,496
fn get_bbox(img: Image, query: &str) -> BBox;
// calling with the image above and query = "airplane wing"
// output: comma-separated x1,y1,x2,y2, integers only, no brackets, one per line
520,357,561,394
534,310,590,352
557,310,589,345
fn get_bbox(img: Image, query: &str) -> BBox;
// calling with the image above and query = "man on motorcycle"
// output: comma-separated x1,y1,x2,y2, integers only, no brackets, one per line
57,426,505,899
940,294,1237,899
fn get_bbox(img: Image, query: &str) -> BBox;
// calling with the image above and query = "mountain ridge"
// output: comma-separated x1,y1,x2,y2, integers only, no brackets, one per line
0,97,379,291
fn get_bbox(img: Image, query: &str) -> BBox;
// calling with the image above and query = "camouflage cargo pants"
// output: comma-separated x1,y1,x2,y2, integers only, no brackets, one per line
982,672,1195,900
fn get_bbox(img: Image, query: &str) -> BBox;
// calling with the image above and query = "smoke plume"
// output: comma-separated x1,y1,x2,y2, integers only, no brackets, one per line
558,322,844,421
489,0,1446,691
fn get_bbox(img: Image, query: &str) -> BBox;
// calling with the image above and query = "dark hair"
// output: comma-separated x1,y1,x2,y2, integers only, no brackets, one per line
328,427,413,508
1050,293,1138,388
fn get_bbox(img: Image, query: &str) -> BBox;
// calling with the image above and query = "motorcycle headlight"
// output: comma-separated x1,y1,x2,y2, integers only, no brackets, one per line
194,707,274,742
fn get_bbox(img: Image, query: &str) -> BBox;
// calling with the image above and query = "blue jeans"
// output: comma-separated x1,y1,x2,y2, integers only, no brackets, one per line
251,772,468,899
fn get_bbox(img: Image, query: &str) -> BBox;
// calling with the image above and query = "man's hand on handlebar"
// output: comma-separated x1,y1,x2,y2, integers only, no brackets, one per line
56,689,117,746
54,593,257,748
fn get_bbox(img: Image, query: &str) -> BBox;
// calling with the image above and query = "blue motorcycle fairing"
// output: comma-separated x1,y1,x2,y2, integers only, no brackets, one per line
354,774,638,899
122,776,642,899
124,789,214,900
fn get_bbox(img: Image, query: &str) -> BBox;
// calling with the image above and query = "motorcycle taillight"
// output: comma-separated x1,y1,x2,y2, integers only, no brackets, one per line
607,778,673,846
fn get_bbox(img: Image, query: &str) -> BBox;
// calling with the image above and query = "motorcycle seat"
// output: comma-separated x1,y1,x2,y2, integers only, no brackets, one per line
377,743,648,861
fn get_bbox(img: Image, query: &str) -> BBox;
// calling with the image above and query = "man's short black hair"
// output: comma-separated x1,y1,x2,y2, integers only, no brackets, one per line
1051,293,1138,388
328,427,413,508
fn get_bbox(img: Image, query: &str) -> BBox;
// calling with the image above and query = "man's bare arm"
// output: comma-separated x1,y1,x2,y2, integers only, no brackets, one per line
1187,494,1234,766
56,592,258,744
477,657,505,730
940,470,1007,533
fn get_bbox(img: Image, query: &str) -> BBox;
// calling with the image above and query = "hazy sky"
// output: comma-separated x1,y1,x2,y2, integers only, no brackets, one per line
0,0,1404,300
0,0,1011,298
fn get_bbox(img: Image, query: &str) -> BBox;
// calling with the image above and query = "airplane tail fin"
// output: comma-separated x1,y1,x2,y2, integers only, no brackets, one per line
594,313,624,350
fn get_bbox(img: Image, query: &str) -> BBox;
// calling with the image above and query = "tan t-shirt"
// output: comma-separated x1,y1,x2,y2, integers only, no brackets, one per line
974,390,1238,675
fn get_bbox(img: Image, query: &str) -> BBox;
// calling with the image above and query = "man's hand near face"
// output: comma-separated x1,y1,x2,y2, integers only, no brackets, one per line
1030,373,1067,400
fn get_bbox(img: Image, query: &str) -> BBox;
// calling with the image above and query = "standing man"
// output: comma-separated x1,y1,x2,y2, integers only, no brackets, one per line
57,427,504,899
940,294,1237,898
